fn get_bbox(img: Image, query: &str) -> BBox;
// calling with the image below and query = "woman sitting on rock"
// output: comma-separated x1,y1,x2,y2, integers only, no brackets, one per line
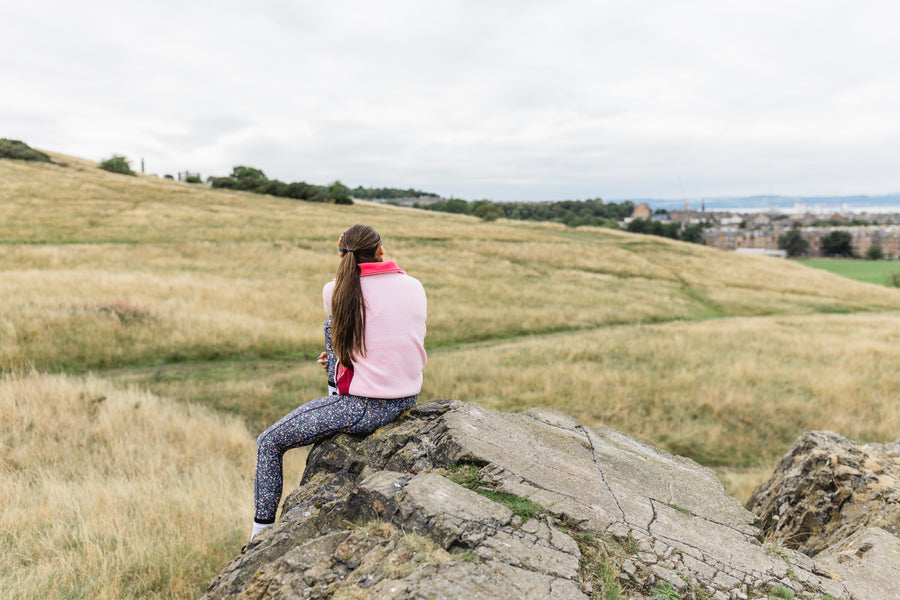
250,224,427,543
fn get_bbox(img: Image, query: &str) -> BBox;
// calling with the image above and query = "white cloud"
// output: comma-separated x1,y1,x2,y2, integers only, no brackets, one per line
3,0,900,200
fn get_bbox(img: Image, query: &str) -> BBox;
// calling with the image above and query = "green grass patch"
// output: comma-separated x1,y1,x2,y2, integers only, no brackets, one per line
475,489,543,521
798,258,900,286
767,584,796,599
652,582,683,600
670,503,693,516
444,464,543,522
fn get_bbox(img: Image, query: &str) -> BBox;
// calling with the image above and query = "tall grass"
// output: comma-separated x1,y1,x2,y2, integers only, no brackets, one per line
0,371,255,599
422,312,900,467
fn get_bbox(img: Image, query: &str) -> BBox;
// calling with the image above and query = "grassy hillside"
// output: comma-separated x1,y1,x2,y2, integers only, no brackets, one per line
2,150,900,597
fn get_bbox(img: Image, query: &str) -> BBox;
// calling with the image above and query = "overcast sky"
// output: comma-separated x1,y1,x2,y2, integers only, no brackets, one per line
4,1,900,202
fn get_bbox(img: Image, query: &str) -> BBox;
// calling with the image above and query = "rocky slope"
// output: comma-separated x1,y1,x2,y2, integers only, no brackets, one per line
204,400,897,600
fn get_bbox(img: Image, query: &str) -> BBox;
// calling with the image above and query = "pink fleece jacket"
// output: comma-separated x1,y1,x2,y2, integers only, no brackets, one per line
323,261,427,399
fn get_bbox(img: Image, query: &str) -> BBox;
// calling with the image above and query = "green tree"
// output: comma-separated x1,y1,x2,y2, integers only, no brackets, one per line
473,202,504,222
680,223,707,245
228,165,268,190
230,165,266,181
865,244,884,260
99,155,136,176
821,231,854,257
778,228,809,257
426,198,470,214
327,181,353,205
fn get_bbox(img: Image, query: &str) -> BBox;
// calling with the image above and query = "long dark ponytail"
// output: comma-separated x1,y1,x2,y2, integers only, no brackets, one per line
331,224,382,368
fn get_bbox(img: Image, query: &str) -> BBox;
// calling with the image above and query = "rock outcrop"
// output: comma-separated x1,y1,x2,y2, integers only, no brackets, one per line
747,430,900,600
204,400,893,600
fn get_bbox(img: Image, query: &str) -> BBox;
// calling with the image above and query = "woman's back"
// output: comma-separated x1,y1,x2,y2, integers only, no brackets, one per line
323,261,426,398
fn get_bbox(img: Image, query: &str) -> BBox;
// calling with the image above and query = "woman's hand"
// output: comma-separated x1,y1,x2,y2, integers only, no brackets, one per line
316,352,329,371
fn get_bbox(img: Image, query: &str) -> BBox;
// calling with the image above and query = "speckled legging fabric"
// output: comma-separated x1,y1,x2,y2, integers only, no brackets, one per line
253,318,417,524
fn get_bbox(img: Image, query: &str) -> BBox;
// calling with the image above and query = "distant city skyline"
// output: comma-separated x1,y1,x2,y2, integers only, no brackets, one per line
624,194,900,215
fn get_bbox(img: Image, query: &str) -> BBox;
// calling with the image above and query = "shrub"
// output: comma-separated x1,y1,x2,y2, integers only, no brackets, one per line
99,155,136,176
0,138,51,162
865,244,884,260
473,203,504,222
328,181,353,205
890,271,900,288
256,179,289,197
283,181,314,200
210,176,237,189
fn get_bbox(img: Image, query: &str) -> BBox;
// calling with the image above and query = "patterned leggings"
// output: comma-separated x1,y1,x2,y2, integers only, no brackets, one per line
253,318,417,524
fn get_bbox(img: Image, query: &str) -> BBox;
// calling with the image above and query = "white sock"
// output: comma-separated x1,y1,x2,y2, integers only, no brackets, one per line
251,521,272,540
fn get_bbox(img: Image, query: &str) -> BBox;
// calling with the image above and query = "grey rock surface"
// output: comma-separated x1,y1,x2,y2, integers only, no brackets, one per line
204,400,885,599
818,527,900,600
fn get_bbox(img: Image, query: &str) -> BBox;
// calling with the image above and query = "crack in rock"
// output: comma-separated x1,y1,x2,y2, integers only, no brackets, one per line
576,424,629,524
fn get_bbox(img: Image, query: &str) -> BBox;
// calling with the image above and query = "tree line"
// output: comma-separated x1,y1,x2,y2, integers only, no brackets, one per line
349,186,439,200
415,198,634,227
210,168,441,206
414,197,711,244
210,166,351,204
778,228,886,259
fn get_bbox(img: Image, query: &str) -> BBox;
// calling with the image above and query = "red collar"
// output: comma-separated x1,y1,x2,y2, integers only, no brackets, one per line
359,261,406,277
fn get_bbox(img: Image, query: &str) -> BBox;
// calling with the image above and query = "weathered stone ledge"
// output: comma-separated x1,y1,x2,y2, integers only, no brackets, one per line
204,400,898,600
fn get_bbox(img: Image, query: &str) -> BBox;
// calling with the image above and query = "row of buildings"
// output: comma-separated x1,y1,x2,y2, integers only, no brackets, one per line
629,202,900,259
701,225,900,259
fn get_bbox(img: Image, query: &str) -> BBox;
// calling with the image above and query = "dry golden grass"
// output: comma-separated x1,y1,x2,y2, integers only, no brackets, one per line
715,468,774,504
422,312,900,467
0,371,254,599
4,151,898,450
0,243,330,370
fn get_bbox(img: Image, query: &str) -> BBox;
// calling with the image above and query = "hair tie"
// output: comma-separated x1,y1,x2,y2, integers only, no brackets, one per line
341,248,354,255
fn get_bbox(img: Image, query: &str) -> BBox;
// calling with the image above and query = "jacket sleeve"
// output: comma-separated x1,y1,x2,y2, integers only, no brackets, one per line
322,281,335,315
